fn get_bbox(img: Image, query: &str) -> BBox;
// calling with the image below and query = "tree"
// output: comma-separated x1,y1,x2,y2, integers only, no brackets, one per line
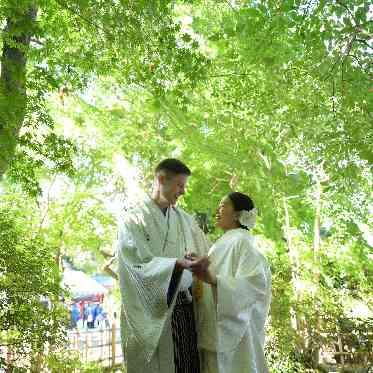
1,0,371,370
0,0,209,182
0,5,37,177
0,193,66,370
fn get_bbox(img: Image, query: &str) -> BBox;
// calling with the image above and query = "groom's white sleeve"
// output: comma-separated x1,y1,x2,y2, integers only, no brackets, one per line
118,216,178,363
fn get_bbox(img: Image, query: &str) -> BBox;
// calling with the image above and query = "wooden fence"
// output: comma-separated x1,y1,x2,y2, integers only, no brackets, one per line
66,324,123,368
0,325,123,371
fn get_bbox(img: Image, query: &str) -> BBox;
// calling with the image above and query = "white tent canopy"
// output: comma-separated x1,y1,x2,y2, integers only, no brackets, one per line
63,269,108,301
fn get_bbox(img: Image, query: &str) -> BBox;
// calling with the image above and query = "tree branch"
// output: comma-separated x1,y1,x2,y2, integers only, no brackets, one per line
208,72,251,78
355,38,373,50
30,37,44,46
55,0,103,32
0,6,38,178
335,0,357,26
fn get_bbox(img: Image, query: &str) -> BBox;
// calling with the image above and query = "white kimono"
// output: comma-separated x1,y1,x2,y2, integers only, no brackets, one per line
195,228,271,373
117,195,210,373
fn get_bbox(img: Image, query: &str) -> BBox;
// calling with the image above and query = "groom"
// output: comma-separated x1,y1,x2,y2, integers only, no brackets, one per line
117,158,210,373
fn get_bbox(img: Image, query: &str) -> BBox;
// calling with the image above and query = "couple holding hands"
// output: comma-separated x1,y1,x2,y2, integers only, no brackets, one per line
117,159,271,373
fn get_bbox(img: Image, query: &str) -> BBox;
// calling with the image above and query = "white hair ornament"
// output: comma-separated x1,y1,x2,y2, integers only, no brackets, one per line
238,208,257,229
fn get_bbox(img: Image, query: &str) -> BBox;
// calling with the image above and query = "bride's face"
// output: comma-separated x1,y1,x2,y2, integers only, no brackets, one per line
216,196,239,231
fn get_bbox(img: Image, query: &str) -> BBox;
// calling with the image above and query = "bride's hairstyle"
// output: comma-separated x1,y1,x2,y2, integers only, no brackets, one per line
228,192,255,230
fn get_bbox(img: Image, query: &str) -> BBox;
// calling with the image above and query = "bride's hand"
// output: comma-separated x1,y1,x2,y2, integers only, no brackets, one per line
193,268,217,286
189,255,210,273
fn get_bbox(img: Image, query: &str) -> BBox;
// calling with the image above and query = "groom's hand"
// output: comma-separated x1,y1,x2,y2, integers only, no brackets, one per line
185,251,197,260
175,258,193,272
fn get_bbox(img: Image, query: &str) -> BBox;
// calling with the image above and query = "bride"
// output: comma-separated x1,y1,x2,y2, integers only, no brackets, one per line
189,192,272,373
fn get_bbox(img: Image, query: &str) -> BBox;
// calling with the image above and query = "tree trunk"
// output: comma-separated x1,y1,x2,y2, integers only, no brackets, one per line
283,197,300,322
0,6,37,178
313,180,322,265
311,178,322,367
282,165,304,336
283,195,307,352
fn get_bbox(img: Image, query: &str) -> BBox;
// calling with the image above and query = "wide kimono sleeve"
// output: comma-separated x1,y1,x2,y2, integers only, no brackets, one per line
117,214,178,363
216,238,272,353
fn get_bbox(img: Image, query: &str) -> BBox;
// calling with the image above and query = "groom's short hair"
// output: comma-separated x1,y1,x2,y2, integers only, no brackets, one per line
155,158,191,177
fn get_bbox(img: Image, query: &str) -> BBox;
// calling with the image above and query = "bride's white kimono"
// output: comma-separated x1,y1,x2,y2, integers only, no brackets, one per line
195,228,271,373
117,195,210,373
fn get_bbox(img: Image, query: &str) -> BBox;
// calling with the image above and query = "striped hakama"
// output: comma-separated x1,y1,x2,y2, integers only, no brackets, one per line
171,291,200,373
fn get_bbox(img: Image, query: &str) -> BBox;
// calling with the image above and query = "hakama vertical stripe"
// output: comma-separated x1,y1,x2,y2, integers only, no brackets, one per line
171,292,201,373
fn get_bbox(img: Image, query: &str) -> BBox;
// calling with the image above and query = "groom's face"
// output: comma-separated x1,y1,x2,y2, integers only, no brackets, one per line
159,173,188,206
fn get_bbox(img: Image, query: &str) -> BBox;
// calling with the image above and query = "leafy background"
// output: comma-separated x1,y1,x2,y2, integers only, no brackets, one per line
0,0,372,371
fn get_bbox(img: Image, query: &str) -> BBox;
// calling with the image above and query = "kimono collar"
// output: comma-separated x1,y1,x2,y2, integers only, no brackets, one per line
222,227,248,238
145,195,169,220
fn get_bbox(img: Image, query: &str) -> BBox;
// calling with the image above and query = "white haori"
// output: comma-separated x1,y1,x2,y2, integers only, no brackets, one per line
117,195,210,373
195,228,272,373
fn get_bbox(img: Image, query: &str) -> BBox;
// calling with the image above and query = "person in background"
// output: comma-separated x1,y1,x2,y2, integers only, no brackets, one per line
70,303,80,329
86,303,95,329
94,303,103,328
